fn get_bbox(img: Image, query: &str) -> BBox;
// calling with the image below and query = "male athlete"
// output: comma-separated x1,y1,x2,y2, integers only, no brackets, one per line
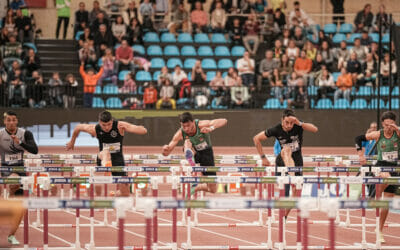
365,111,400,243
66,111,147,196
0,111,38,245
253,109,318,217
162,112,227,195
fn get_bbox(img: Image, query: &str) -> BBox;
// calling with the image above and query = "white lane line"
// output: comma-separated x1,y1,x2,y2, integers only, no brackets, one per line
29,224,74,246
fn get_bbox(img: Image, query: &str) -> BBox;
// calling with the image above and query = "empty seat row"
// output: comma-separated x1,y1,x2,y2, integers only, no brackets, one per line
150,57,236,69
308,86,399,97
146,45,245,57
92,97,122,108
144,32,228,43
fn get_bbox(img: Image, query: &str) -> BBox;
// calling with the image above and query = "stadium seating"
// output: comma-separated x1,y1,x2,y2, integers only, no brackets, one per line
332,33,346,44
368,98,386,109
194,33,210,43
103,84,118,94
164,45,180,56
143,32,160,42
147,45,163,56
231,46,245,57
150,58,165,69
177,33,193,43
135,71,152,81
118,70,130,81
339,23,353,33
161,33,176,43
167,58,183,68
211,33,227,43
217,59,233,69
263,98,281,109
132,44,145,55
181,45,197,56
350,98,368,109
198,46,214,56
106,97,122,108
92,97,105,108
201,58,217,69
315,98,333,109
333,98,350,109
355,86,372,96
215,46,230,56
323,23,337,34
206,71,216,81
184,58,197,69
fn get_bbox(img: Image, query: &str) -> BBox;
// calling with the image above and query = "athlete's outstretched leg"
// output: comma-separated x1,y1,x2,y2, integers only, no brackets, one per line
379,189,393,243
280,146,297,217
97,149,112,196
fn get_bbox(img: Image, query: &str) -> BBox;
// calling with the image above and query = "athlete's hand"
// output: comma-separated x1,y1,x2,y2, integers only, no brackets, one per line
287,116,300,125
10,135,20,145
200,127,214,134
359,155,366,165
66,140,74,151
162,145,170,156
262,157,270,166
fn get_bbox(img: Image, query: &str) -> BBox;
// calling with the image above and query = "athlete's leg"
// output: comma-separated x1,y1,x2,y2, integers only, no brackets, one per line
5,178,24,245
280,146,298,217
0,200,24,245
97,149,112,196
184,139,195,166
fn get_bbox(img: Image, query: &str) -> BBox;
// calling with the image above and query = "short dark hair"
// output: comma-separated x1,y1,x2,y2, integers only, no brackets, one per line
294,1,300,5
3,111,17,119
282,109,295,118
98,111,113,122
381,111,396,122
180,112,194,123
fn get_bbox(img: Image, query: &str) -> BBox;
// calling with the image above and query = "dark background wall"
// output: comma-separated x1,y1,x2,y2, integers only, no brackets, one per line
0,109,387,146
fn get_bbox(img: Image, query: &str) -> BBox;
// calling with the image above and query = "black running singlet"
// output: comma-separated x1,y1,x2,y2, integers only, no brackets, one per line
95,120,125,166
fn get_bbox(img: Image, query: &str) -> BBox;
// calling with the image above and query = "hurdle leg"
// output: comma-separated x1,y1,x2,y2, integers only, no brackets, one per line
88,183,95,249
172,177,178,250
23,180,30,250
104,184,109,226
144,202,153,250
361,181,367,248
152,178,159,250
375,184,381,249
43,188,49,250
345,172,350,227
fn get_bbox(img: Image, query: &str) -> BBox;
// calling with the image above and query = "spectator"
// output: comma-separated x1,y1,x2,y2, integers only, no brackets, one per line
330,0,344,25
80,62,104,107
15,9,33,43
259,50,279,88
292,26,306,49
89,0,108,26
3,35,22,58
154,0,169,24
168,3,189,35
115,39,135,73
98,48,117,86
157,66,172,87
334,67,352,103
273,39,284,61
3,9,16,35
26,71,45,108
127,17,143,45
380,53,397,85
48,72,63,107
191,60,206,86
104,0,125,14
240,0,253,14
369,42,379,62
122,1,139,25
274,8,286,31
361,53,377,86
230,78,250,108
317,30,333,48
191,2,208,33
286,39,300,64
354,4,373,32
192,85,209,108
243,13,260,55
93,24,114,57
8,68,25,107
319,40,334,71
253,0,267,14
10,0,26,12
172,65,187,86
156,78,176,109
237,51,255,86
317,68,335,99
373,4,390,33
335,40,350,70
305,40,317,60
277,54,291,85
63,73,78,108
294,50,313,85
143,82,158,109
111,15,127,43
360,30,372,47
270,0,287,12
78,27,94,48
79,41,97,69
281,29,293,48
23,48,40,78
55,0,70,39
139,0,155,31
289,1,311,28
350,38,368,63
133,56,151,71
119,72,136,93
0,28,10,46
74,2,89,36
91,12,110,32
224,67,241,87
228,18,243,47
7,60,21,81
287,77,307,109
209,70,225,91
312,53,326,78
211,2,226,33
346,52,362,87
261,11,280,47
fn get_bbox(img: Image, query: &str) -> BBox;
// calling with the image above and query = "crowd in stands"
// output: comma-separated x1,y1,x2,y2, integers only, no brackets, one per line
0,0,397,109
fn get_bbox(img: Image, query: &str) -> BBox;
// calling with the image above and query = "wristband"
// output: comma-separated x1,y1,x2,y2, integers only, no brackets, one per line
210,126,215,131
299,121,304,127
260,155,266,159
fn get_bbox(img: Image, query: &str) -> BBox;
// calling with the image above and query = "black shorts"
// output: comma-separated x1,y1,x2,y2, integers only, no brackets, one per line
376,161,400,194
275,152,303,176
194,148,216,176
96,156,127,177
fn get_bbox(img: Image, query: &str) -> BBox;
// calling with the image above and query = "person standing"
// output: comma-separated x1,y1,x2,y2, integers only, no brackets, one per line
55,0,71,39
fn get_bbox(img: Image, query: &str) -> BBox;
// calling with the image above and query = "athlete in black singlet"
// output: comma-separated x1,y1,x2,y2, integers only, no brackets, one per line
66,111,147,196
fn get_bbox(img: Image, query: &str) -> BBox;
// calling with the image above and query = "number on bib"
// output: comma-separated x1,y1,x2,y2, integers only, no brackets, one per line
382,151,398,161
194,141,208,151
103,142,121,153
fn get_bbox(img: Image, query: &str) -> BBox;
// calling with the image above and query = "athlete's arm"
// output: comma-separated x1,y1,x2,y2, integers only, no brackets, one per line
355,134,367,165
253,131,271,166
66,124,96,150
162,130,183,156
288,116,318,133
198,118,228,133
19,131,38,154
365,131,380,141
118,121,147,135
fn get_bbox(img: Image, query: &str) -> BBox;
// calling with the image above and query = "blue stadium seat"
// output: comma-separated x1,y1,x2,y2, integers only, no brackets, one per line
153,71,160,81
167,58,183,68
390,99,400,109
181,45,197,56
315,98,333,109
75,31,84,41
307,86,318,96
217,59,233,69
23,43,37,53
231,46,245,57
323,23,337,34
211,98,228,109
215,46,230,56
106,97,122,108
370,33,379,43
307,34,318,44
375,86,390,96
147,45,163,56
201,59,217,69
103,84,118,94
144,32,160,42
135,71,152,81
211,33,227,43
339,23,353,33
333,98,350,109
118,70,130,81
392,86,399,96
114,43,121,50
94,86,102,94
382,33,390,43
164,45,180,56
263,98,281,109
356,86,372,96
332,33,346,44
206,71,216,81
184,58,197,69
97,58,103,67
332,72,341,82
92,97,105,108
347,33,361,44
177,33,193,43
368,99,386,109
198,46,214,56
350,98,368,109
132,44,145,55
150,58,165,69
161,33,176,43
194,33,210,43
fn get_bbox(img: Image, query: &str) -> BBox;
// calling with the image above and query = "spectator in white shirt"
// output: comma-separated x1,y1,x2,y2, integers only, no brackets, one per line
236,51,255,86
172,65,187,86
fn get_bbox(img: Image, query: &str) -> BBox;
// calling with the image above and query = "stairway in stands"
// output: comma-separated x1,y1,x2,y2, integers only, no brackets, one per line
35,39,82,106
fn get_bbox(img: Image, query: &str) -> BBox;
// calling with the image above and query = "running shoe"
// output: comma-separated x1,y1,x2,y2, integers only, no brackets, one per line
7,235,19,245
185,184,197,199
185,148,195,166
379,231,386,243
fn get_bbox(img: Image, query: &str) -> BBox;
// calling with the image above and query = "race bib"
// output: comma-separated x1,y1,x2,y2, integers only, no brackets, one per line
5,153,22,164
382,151,398,161
194,141,208,151
103,142,121,153
284,141,300,152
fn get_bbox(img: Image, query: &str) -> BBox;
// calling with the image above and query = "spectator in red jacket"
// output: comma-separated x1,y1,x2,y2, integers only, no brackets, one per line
143,82,158,109
115,39,135,74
